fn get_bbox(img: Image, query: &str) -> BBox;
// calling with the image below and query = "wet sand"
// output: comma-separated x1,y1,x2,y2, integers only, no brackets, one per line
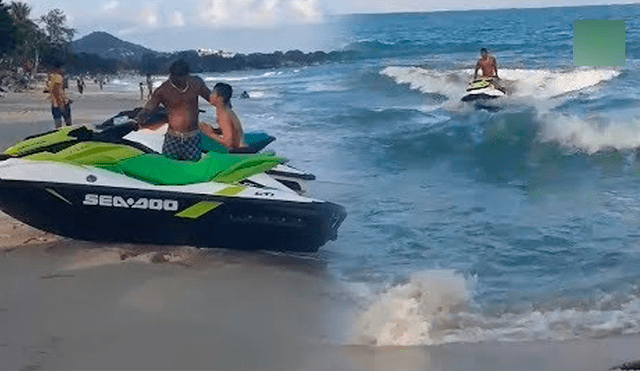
3,239,640,371
1,83,640,371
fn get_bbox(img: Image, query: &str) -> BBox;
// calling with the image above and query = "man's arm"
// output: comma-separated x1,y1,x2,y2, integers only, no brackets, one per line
194,76,213,102
474,60,480,79
199,112,238,149
135,87,163,127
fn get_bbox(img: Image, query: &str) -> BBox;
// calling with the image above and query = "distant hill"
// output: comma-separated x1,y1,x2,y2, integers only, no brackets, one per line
67,31,355,74
70,31,163,62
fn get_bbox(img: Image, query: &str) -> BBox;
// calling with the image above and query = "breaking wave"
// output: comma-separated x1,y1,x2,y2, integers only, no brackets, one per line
381,66,620,103
349,270,640,346
538,113,640,154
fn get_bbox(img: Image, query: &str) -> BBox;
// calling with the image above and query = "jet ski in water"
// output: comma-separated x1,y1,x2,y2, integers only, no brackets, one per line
461,78,506,102
0,118,346,252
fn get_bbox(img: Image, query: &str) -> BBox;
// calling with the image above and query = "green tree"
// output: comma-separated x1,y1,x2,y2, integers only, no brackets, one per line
0,0,15,59
39,8,74,61
9,1,28,23
9,2,45,70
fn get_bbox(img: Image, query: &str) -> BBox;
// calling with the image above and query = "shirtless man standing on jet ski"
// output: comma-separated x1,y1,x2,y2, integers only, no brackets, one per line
135,60,212,161
473,48,505,93
135,60,246,161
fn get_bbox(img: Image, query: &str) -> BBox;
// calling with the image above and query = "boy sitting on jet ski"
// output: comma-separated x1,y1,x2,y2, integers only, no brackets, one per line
134,60,249,160
199,83,254,154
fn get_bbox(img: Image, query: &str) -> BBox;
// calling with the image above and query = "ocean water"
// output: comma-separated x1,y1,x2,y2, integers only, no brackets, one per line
208,4,640,347
12,3,640,351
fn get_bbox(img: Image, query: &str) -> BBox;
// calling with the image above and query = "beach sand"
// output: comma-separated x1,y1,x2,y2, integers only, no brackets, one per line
1,82,640,371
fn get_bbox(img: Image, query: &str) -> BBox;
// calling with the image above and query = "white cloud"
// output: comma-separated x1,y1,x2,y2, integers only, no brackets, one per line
170,11,185,27
101,0,119,12
140,4,159,27
289,0,323,22
197,0,324,28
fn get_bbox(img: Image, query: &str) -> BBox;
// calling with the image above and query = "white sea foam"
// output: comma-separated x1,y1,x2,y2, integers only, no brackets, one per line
203,71,284,83
306,82,349,93
349,270,471,346
381,66,620,105
381,66,467,99
243,90,282,99
538,113,640,154
349,270,640,346
205,76,253,82
502,68,620,99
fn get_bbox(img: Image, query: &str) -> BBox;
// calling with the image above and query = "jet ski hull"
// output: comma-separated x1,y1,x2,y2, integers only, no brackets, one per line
0,178,346,252
461,91,503,102
0,123,347,252
461,79,506,102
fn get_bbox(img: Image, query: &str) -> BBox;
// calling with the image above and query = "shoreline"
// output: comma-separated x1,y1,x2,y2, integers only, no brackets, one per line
2,78,640,371
3,242,640,371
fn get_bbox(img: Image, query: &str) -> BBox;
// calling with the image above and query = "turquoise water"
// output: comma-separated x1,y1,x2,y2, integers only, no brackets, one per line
204,4,640,346
26,3,640,346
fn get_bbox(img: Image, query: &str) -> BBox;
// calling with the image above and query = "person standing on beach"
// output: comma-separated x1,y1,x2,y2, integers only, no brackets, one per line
47,60,72,128
135,60,216,161
76,77,85,94
139,82,144,100
146,73,154,98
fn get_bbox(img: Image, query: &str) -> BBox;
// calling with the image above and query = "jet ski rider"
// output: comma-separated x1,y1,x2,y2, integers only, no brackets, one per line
474,48,505,93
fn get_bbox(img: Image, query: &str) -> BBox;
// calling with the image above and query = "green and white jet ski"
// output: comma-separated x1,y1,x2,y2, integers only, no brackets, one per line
0,121,346,252
461,78,506,102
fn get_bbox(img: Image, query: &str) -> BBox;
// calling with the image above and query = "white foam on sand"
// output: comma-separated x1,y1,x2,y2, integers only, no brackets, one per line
61,246,201,271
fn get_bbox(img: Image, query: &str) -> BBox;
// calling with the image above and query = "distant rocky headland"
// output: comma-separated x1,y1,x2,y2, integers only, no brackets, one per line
70,31,357,75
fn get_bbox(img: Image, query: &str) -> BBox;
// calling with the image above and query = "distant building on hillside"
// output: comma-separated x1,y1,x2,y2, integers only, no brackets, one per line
197,48,235,58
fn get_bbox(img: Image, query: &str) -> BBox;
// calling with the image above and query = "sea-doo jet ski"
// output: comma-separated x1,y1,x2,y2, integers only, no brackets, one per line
110,109,317,195
461,78,506,102
0,122,346,252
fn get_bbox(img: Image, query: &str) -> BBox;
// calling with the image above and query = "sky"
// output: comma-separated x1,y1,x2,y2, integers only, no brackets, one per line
21,0,640,53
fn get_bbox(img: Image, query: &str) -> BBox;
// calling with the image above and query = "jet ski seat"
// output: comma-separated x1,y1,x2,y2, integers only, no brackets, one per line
23,141,286,186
